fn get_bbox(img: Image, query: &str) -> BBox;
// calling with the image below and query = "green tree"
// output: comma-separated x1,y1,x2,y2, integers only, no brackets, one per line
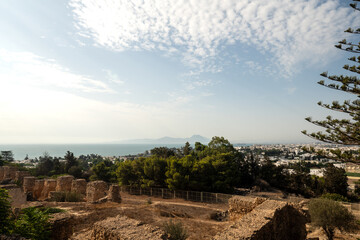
1,151,14,162
182,142,192,156
0,189,12,235
302,1,360,162
64,151,77,173
35,152,54,176
309,198,357,240
91,159,116,182
323,164,348,196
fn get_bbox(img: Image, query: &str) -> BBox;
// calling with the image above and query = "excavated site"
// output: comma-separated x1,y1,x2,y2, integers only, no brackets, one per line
0,166,311,240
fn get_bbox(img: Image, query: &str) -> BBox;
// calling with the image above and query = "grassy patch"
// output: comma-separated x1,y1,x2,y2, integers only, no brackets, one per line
346,172,360,177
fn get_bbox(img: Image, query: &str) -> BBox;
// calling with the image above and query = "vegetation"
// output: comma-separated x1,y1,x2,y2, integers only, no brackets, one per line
163,220,188,240
0,189,12,235
321,193,349,202
302,0,360,163
51,191,84,202
0,191,54,239
309,198,357,240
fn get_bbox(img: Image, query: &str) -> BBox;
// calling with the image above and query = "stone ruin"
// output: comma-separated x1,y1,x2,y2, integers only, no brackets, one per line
90,216,166,240
213,197,307,240
228,196,266,220
0,165,122,205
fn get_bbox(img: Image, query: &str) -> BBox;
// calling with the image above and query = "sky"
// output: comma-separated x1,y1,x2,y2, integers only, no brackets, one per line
0,0,359,144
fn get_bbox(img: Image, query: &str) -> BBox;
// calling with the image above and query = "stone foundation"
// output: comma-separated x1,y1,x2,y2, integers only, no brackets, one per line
108,184,121,203
49,212,74,240
71,179,87,195
90,215,166,240
0,184,26,208
15,171,30,184
56,175,74,192
228,196,266,220
0,167,4,182
213,200,307,240
33,179,45,200
86,181,108,203
41,179,57,199
23,176,36,193
2,166,17,181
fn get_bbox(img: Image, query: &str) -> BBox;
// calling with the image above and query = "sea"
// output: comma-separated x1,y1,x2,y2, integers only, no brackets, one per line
0,144,184,160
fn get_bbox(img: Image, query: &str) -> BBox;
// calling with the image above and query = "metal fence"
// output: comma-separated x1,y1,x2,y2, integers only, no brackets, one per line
120,186,233,204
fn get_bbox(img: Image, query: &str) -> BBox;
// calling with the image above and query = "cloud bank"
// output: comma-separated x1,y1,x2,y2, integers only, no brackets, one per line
70,0,359,75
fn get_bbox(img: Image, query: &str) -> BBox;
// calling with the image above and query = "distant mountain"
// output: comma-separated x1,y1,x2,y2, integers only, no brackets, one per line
116,135,210,144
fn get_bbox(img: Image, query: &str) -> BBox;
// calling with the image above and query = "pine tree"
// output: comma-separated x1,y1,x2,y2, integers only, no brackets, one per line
302,1,360,162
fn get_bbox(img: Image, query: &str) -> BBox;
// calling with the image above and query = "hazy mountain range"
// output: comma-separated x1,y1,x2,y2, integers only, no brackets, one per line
115,135,210,144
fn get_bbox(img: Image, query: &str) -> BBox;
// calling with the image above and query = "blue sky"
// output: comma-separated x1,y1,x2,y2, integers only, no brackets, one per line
0,0,359,144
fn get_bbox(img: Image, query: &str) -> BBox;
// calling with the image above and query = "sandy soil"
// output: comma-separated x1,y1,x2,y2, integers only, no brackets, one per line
43,192,230,240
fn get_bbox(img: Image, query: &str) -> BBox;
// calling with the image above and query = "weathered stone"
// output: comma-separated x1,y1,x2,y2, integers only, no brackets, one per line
90,215,166,240
33,179,45,200
15,171,30,184
108,184,121,203
0,234,27,240
0,166,4,182
49,212,73,240
228,196,266,220
213,200,307,240
86,181,108,203
56,175,74,192
71,179,87,195
0,184,26,207
23,176,36,193
3,166,17,181
41,179,57,199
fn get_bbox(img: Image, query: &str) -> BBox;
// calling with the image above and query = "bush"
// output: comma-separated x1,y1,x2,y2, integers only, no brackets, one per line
321,193,349,202
163,220,188,240
13,207,51,240
309,198,357,240
0,188,12,234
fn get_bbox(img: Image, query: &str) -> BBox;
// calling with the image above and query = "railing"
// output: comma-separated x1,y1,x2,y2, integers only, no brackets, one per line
120,186,233,204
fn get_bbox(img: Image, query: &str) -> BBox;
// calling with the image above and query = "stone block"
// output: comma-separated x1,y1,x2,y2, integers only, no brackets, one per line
86,181,108,203
71,179,87,195
15,171,30,184
41,179,57,199
23,176,36,193
0,166,4,182
108,184,121,203
56,175,74,192
33,179,45,200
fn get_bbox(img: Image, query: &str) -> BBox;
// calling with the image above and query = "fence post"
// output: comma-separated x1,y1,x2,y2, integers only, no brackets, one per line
201,192,203,202
162,189,164,198
174,190,176,199
150,188,152,196
140,187,142,195
130,187,132,194
186,191,189,201
216,193,218,203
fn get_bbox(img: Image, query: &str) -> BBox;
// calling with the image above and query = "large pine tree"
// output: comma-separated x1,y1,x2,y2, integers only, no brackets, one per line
302,0,360,162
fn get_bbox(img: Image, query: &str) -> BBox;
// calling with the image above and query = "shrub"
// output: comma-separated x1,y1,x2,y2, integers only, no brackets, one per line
13,207,51,240
0,188,12,234
321,193,349,202
163,220,188,240
309,198,357,240
41,207,65,214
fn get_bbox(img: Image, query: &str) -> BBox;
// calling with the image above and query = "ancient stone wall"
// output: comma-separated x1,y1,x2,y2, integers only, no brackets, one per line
0,184,26,208
90,215,166,240
49,212,73,240
228,196,266,220
33,179,45,200
213,200,307,240
23,176,36,194
56,175,74,192
86,181,108,203
41,179,57,199
71,179,87,195
0,167,4,182
2,166,17,181
15,171,30,184
108,184,121,203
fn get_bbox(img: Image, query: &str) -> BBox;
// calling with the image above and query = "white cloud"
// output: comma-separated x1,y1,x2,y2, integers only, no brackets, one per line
103,69,125,85
70,0,359,75
0,49,112,93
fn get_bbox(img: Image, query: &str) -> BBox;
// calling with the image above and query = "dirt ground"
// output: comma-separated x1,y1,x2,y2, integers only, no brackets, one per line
43,192,230,240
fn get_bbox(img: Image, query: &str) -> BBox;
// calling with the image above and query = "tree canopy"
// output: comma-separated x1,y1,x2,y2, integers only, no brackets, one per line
302,1,360,162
